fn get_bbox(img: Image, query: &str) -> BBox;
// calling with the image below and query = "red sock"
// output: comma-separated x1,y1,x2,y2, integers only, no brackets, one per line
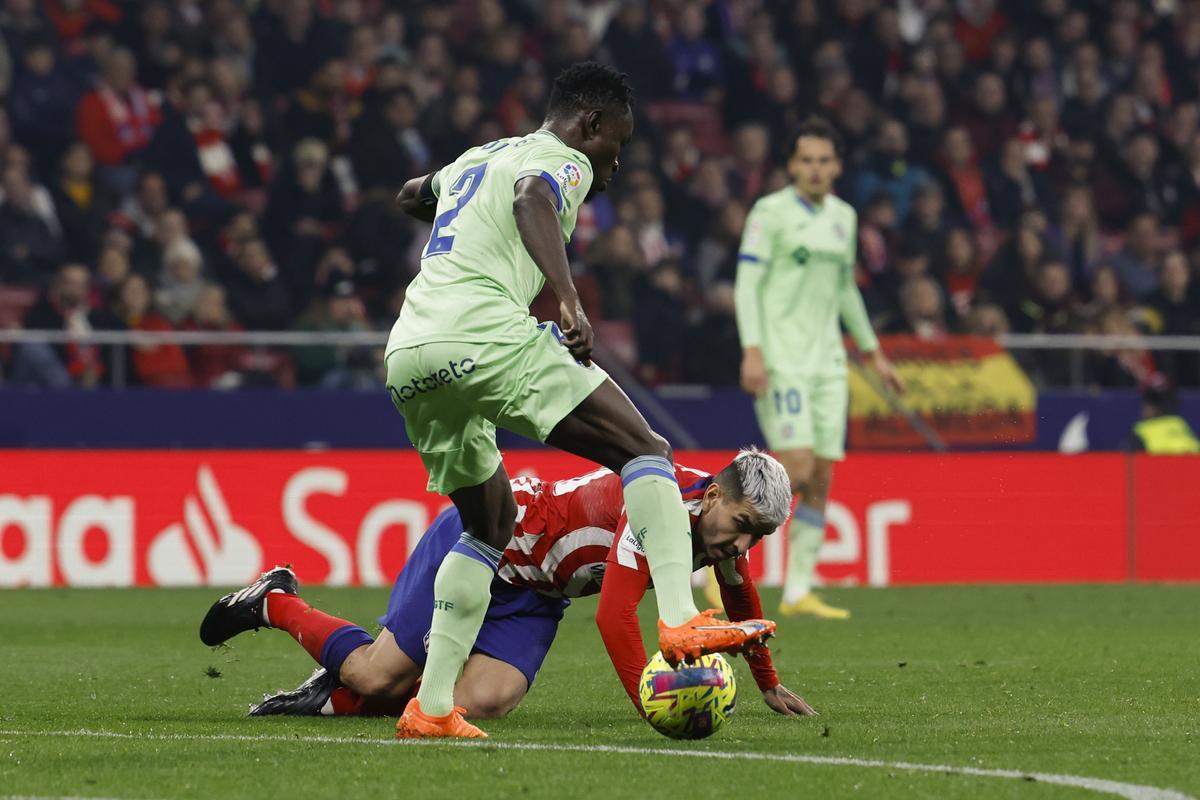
265,593,358,666
329,686,415,717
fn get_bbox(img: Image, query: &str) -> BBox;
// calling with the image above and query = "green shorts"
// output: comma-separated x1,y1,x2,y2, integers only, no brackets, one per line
753,371,848,461
385,324,608,494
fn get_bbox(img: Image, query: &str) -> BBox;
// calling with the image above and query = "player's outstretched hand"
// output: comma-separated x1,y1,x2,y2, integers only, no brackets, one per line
762,685,818,717
740,347,768,397
871,349,906,395
560,300,594,366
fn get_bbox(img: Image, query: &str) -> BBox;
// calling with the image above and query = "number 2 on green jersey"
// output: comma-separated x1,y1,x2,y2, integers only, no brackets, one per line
425,164,487,257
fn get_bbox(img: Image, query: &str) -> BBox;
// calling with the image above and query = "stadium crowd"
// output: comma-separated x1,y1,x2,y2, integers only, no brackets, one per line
1,0,1199,390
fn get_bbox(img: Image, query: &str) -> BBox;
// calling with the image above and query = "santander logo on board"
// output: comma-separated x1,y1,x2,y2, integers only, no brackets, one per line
146,465,263,586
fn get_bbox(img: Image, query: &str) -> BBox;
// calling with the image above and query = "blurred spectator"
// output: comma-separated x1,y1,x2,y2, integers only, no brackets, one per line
588,224,643,321
1061,43,1108,138
156,236,204,326
1141,250,1200,386
964,302,1011,337
630,184,683,269
937,126,993,231
349,88,426,192
0,162,64,283
858,192,899,278
667,3,722,102
939,227,982,320
50,141,109,263
282,57,359,150
955,0,1008,64
693,201,745,291
980,225,1048,314
634,259,688,384
224,238,291,331
890,275,948,340
291,272,373,388
1107,213,1163,301
903,181,950,259
92,272,191,388
1075,264,1129,333
853,118,931,221
13,262,99,386
9,33,79,175
74,48,160,176
601,1,671,100
1091,309,1160,389
182,283,245,388
906,81,947,168
1049,185,1102,289
262,138,345,303
683,281,739,385
148,78,242,204
1097,131,1180,230
986,136,1050,229
728,123,771,204
1011,261,1075,335
956,72,1017,160
129,204,186,279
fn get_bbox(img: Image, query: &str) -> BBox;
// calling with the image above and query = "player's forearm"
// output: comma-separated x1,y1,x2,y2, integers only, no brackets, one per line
514,180,579,308
396,174,437,223
596,566,652,711
734,269,766,348
839,283,879,353
717,559,781,691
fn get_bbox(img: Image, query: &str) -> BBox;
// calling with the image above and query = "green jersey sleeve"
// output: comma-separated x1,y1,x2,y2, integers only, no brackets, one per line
514,142,593,231
735,199,774,349
838,212,879,353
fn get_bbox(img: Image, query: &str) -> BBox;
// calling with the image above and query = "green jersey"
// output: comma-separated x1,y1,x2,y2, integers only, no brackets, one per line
388,130,594,352
734,188,878,376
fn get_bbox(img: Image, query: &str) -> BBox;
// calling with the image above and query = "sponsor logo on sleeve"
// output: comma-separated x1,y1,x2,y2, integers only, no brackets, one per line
555,162,584,193
745,219,764,249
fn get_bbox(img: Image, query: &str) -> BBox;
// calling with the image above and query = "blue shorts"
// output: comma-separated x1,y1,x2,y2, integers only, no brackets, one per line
379,507,570,687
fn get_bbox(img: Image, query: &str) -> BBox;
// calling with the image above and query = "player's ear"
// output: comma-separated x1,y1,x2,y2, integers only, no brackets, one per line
584,109,603,139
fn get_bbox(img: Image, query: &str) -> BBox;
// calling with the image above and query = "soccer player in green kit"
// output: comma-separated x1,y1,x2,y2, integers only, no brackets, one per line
388,63,775,738
735,117,905,620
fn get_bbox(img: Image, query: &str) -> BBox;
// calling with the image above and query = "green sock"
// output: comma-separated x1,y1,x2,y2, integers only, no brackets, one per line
783,507,826,604
621,456,699,627
414,550,495,717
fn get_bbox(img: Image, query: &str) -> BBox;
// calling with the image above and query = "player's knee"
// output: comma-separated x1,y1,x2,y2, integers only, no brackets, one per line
459,687,524,720
623,429,672,464
345,669,400,698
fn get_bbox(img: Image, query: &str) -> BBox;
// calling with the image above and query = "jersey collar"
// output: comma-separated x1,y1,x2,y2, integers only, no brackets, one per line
537,129,569,147
794,191,823,215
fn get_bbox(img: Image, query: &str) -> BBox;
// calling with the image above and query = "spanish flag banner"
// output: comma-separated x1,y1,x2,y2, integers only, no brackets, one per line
848,336,1036,448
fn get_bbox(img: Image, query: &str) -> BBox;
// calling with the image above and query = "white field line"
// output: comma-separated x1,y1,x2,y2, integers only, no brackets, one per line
0,728,1193,800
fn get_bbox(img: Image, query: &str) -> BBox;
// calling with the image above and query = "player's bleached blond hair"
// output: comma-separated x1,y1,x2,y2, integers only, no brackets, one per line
714,448,792,530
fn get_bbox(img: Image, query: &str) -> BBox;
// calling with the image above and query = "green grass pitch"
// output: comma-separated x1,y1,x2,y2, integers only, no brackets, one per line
2,585,1198,799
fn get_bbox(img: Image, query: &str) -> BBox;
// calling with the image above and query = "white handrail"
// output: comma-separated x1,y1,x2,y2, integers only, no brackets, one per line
3,329,1200,351
0,329,389,346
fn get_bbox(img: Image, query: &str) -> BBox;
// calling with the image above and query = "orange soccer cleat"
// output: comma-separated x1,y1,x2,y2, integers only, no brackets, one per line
657,608,777,666
394,698,488,739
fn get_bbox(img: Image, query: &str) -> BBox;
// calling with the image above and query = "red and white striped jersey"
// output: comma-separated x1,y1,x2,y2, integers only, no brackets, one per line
496,465,713,597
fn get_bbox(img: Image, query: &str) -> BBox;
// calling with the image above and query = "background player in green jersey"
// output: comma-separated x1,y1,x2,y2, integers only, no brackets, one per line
734,117,905,620
390,63,775,738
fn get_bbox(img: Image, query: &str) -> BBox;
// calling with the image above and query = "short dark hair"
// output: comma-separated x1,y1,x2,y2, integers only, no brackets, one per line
794,115,843,157
547,62,633,118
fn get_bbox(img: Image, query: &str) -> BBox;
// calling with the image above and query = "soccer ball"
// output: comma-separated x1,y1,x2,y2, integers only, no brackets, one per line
638,651,737,740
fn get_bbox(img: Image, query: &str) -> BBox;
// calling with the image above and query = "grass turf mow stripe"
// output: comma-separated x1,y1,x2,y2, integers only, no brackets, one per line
2,729,1193,800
